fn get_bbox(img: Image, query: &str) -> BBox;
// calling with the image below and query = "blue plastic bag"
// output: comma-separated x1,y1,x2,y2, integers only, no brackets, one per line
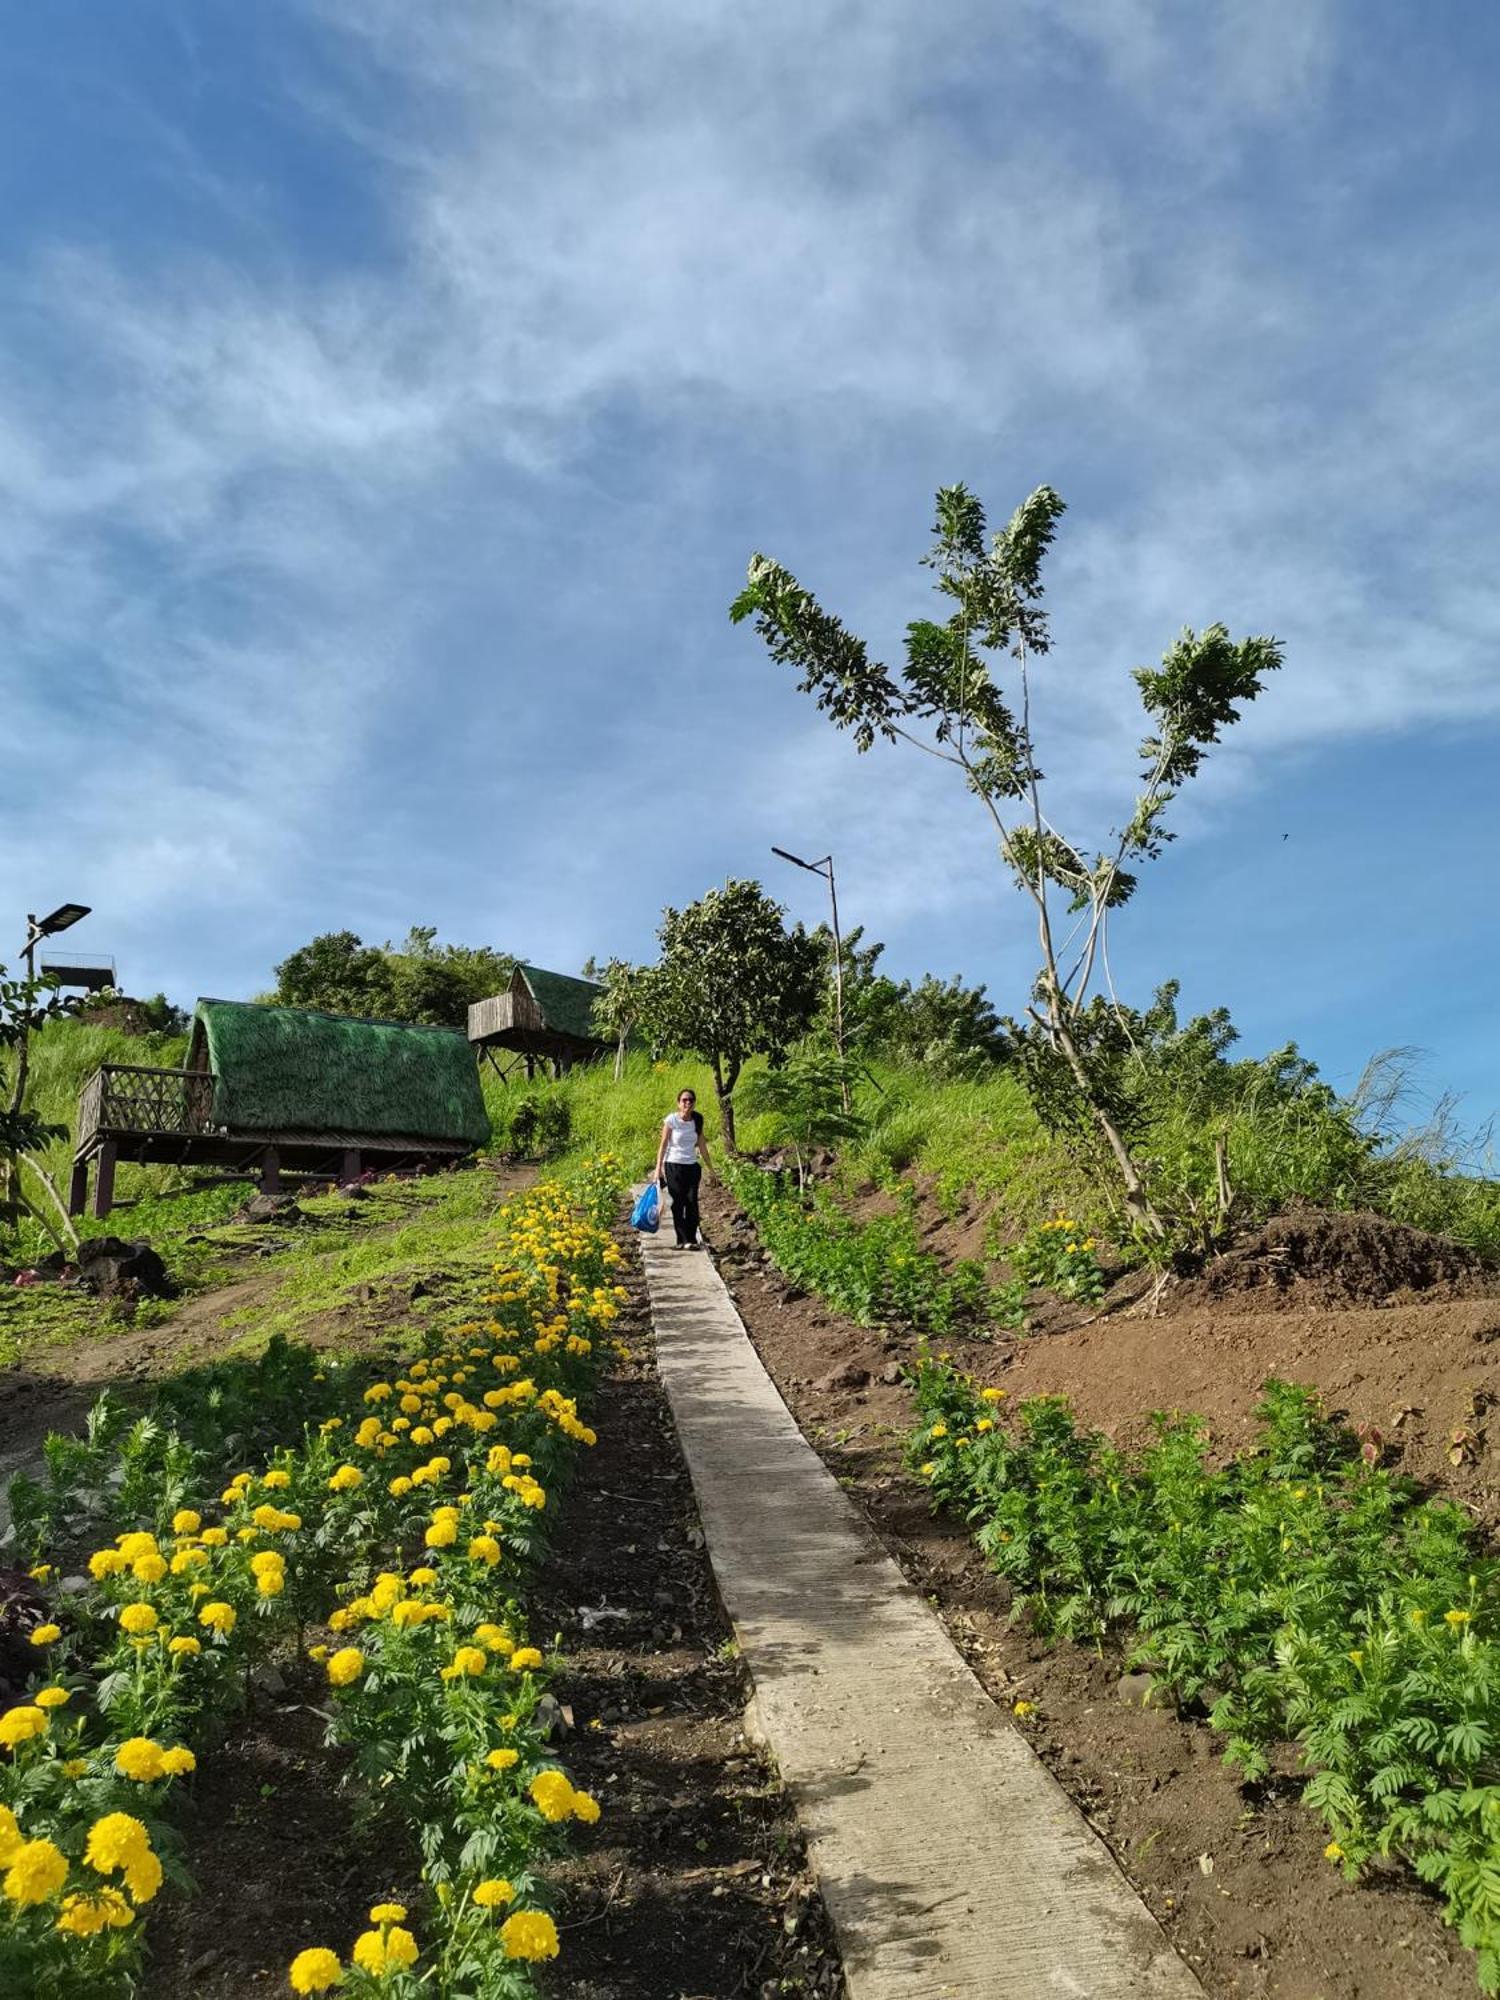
630,1182,661,1233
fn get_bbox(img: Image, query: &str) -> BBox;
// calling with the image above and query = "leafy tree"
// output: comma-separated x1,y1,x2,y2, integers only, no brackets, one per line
272,927,515,1029
805,925,1007,1076
636,880,823,1151
588,958,649,1081
732,482,1281,1231
738,1049,864,1190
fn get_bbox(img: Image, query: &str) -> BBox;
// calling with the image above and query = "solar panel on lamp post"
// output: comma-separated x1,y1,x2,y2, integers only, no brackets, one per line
770,845,848,1106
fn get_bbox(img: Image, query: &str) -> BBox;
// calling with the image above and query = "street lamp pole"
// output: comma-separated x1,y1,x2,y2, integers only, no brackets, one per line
771,847,848,1107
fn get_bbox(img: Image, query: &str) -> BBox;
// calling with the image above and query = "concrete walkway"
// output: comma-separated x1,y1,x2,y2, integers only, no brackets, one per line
639,1229,1204,2000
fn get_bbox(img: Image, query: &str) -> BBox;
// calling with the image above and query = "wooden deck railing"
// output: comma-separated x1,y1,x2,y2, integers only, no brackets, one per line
77,1064,218,1147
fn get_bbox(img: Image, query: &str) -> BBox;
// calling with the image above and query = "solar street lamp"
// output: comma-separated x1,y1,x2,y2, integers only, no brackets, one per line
771,846,848,1104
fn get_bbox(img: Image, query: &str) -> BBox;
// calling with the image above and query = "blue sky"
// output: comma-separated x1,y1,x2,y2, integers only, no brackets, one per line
3,0,1498,1129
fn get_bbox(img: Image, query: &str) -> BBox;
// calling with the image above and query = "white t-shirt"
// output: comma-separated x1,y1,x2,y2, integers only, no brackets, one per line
663,1112,700,1165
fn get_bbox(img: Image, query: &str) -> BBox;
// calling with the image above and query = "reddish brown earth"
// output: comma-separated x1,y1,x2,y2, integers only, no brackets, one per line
706,1180,1500,2000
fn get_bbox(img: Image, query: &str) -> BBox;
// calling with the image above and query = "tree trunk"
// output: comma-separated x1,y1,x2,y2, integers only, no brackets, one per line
613,1029,626,1083
713,1055,738,1154
1048,1005,1162,1234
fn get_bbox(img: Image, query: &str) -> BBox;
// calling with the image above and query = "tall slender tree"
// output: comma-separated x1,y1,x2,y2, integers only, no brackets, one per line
732,483,1282,1231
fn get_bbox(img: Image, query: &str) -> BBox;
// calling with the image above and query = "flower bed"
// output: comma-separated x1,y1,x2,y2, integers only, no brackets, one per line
911,1358,1500,1995
1,1156,627,1998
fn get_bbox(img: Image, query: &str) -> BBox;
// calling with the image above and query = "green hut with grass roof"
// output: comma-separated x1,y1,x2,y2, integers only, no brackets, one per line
467,963,609,1079
70,998,490,1219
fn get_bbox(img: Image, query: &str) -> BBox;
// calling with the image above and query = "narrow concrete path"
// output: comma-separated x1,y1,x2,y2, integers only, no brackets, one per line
639,1230,1204,2000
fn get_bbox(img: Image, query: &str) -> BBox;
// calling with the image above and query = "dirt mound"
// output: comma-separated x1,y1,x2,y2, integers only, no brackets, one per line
1172,1203,1494,1312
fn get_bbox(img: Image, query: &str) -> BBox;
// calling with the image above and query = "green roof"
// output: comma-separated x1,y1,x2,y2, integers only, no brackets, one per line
191,1000,490,1146
517,965,607,1044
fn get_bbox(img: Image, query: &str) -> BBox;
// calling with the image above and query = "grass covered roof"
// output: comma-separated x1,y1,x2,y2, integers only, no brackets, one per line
191,999,491,1146
516,964,607,1045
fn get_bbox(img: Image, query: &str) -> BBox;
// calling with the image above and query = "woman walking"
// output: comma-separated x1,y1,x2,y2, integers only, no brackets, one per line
653,1087,714,1249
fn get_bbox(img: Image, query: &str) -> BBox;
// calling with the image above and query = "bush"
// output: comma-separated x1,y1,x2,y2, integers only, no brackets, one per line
504,1094,571,1160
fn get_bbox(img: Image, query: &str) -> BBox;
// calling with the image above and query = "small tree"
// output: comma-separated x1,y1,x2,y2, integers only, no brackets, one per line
1,964,69,1252
732,483,1282,1232
591,959,649,1082
738,1049,864,1190
637,880,823,1152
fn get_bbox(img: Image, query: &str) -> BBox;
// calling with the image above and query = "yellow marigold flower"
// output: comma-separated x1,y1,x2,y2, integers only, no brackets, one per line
262,1469,292,1491
510,1646,544,1673
352,1925,418,1973
199,1600,237,1635
257,1570,286,1597
328,1465,363,1492
327,1648,365,1688
980,1386,1005,1403
84,1812,149,1873
468,1534,502,1566
161,1746,196,1775
529,1770,575,1822
369,1901,407,1923
132,1553,168,1584
0,1803,19,1863
400,1394,423,1415
34,1687,69,1709
485,1746,520,1771
928,1422,947,1441
1410,1608,1427,1628
29,1623,62,1647
0,1705,48,1747
424,1518,458,1549
172,1510,202,1535
62,1758,88,1778
411,1426,435,1447
572,1790,601,1824
1012,1700,1034,1718
500,1909,560,1962
308,1644,329,1663
200,1526,229,1548
363,1382,393,1404
389,1476,413,1497
475,1623,513,1653
473,1877,514,1907
4,1837,69,1906
169,1636,201,1659
119,1603,159,1637
115,1737,166,1782
441,1646,488,1681
288,1946,344,1993
89,1548,127,1579
124,1848,163,1903
57,1887,135,1935
171,1547,209,1575
117,1532,157,1562
1446,1609,1472,1628
1324,1840,1344,1862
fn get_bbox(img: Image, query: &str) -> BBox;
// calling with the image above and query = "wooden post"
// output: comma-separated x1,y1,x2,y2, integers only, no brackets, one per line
342,1148,361,1184
69,1157,89,1217
92,1142,117,1220
260,1148,281,1196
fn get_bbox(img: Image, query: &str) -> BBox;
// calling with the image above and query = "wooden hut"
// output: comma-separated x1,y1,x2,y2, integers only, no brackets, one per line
468,964,609,1079
70,999,491,1218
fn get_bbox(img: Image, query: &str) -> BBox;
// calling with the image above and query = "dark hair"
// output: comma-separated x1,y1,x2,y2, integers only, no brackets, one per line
675,1086,703,1134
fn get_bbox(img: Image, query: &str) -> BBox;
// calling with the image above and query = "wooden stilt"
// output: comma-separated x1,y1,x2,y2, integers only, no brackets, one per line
260,1148,281,1196
69,1157,90,1218
342,1148,361,1183
92,1143,117,1221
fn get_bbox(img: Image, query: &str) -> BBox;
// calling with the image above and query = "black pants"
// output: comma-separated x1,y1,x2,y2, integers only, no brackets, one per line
662,1162,701,1246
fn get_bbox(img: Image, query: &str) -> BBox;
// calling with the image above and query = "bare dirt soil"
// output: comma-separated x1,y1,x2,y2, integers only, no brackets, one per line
706,1180,1500,2000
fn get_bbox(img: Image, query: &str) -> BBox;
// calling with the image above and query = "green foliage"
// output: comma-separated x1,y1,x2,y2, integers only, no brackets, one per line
1009,1215,1105,1304
273,927,515,1029
736,1049,863,1187
500,1094,572,1161
727,1161,1006,1334
806,926,1009,1076
912,1365,1500,1991
637,881,823,1147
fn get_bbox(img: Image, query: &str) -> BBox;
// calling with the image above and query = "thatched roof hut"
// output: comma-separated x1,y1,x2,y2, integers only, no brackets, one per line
188,999,491,1147
468,964,609,1075
72,998,489,1218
